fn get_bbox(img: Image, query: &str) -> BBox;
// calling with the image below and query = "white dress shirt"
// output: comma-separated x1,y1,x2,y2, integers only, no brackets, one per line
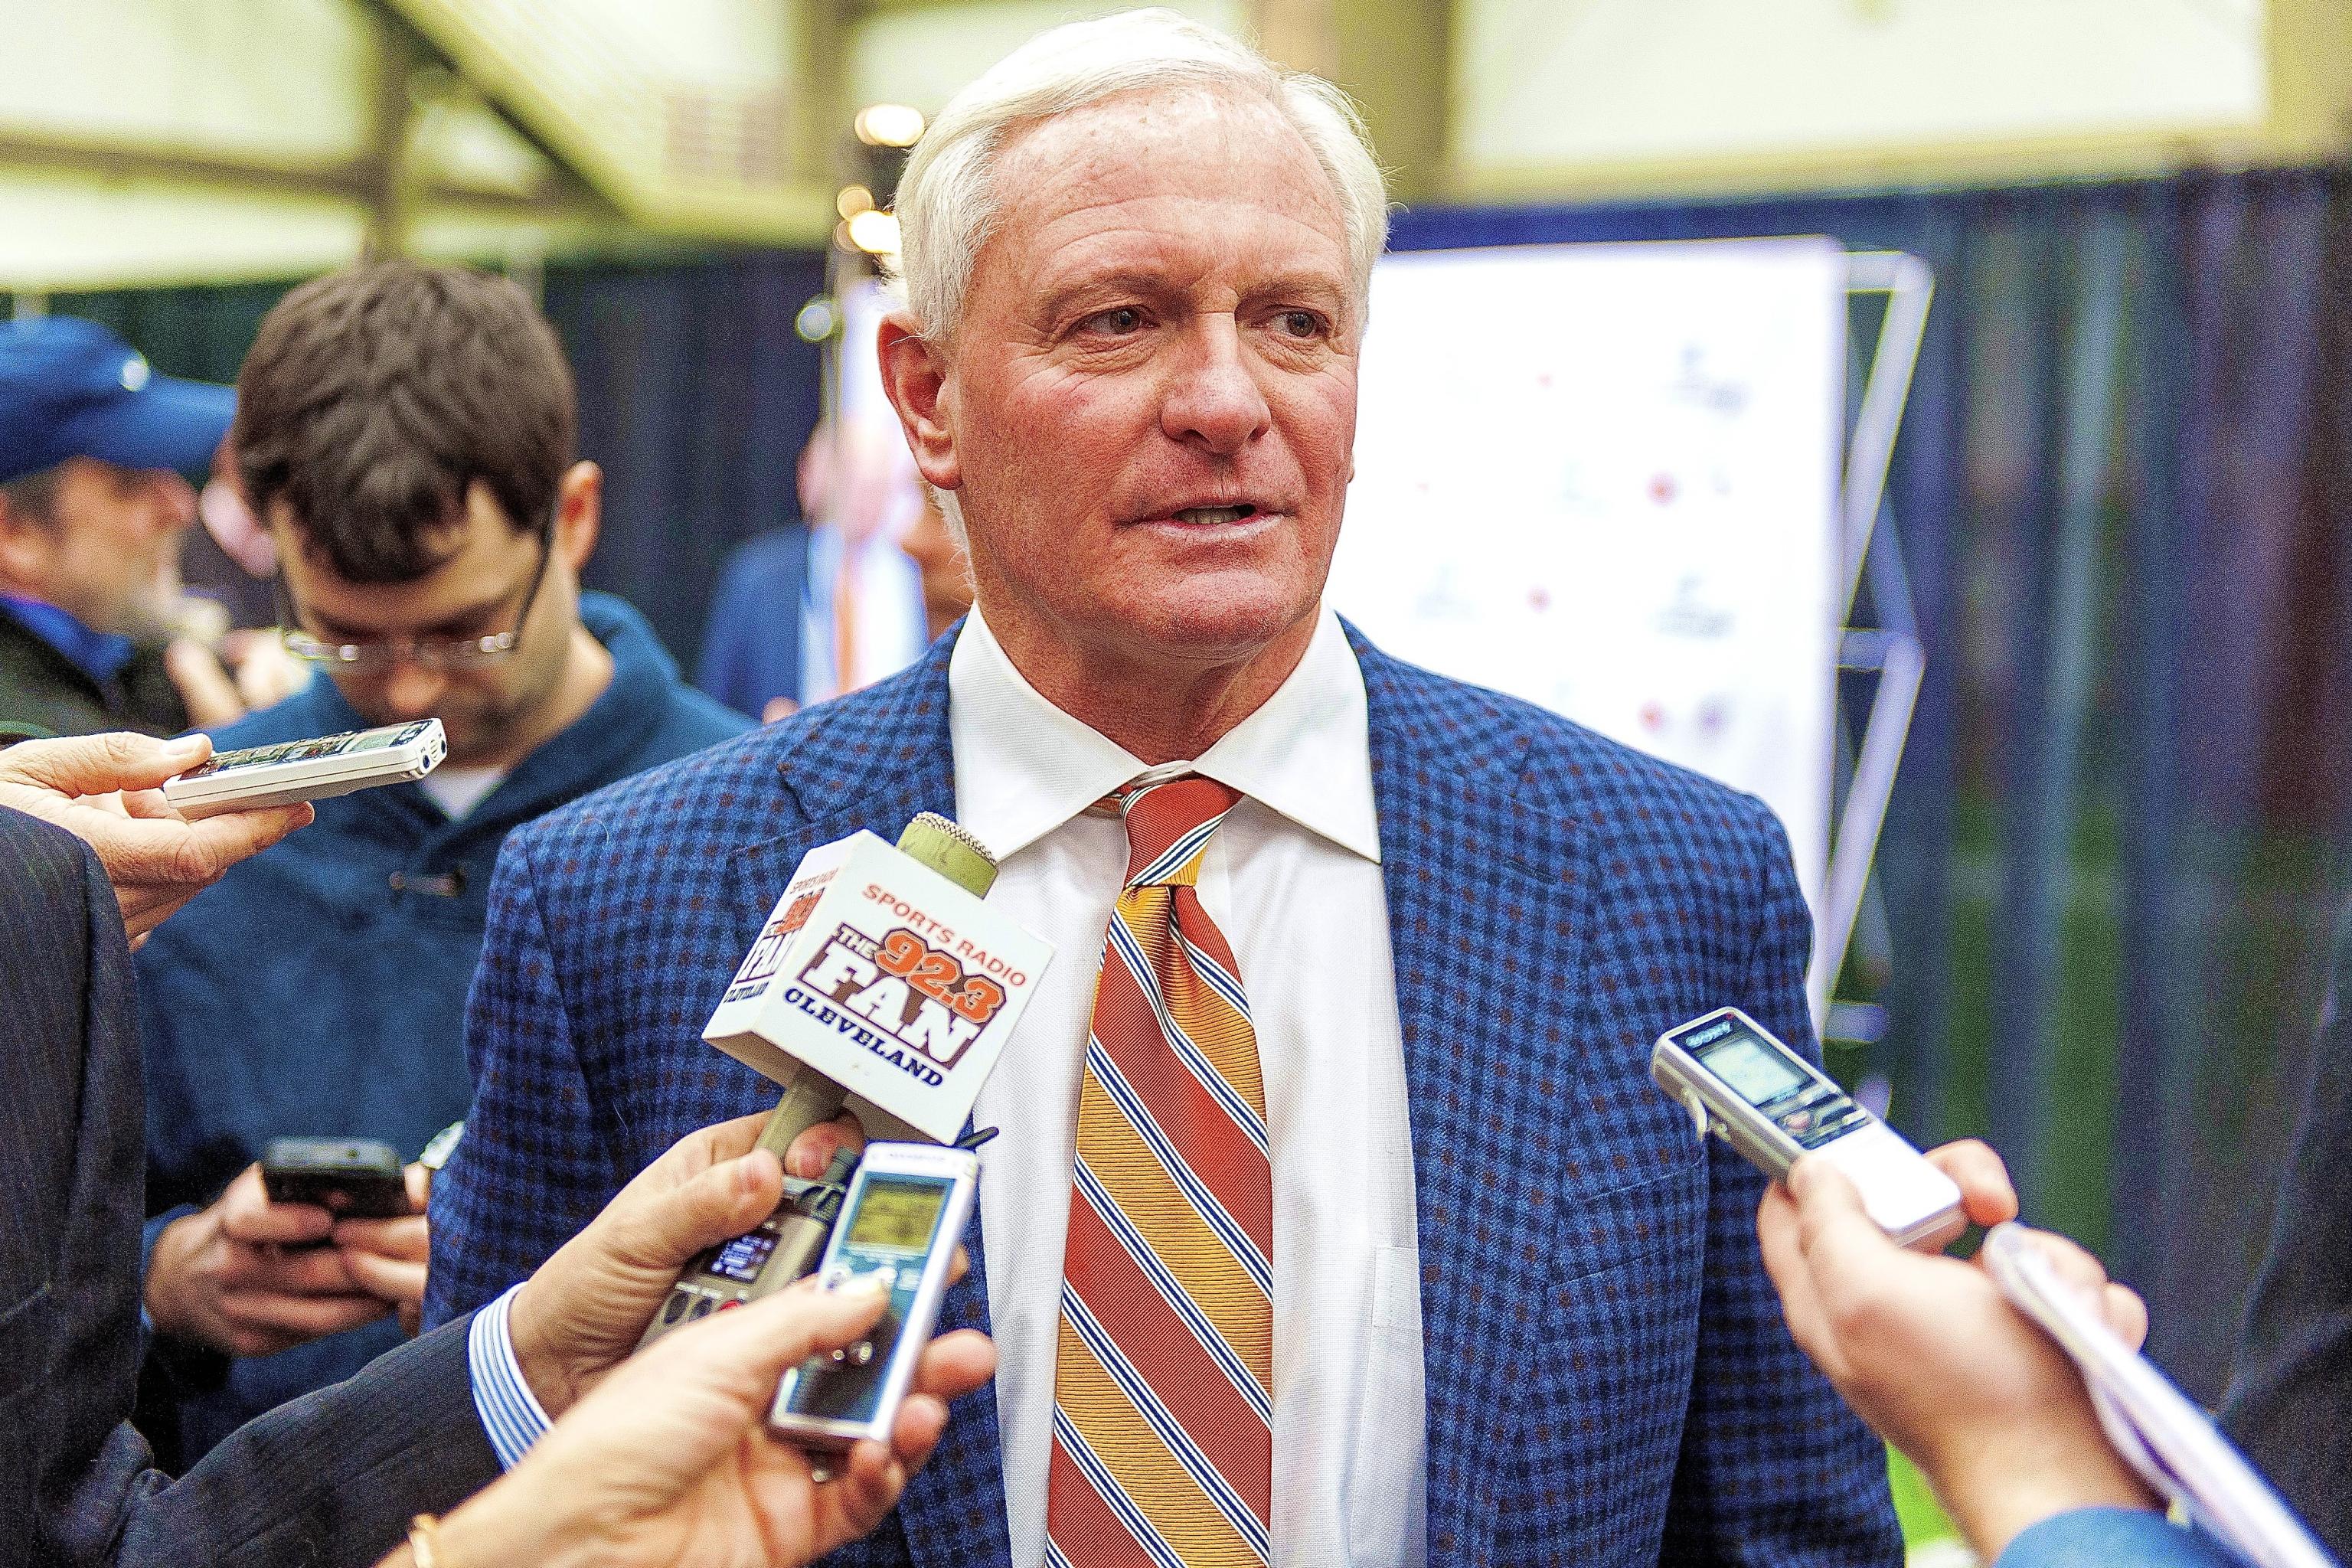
952,607,1427,1568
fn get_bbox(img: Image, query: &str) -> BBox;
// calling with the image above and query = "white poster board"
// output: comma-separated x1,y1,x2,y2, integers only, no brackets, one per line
1331,238,1847,1014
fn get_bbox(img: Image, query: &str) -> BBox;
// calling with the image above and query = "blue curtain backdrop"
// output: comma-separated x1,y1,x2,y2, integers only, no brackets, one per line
56,170,2352,1400
1393,172,2352,1400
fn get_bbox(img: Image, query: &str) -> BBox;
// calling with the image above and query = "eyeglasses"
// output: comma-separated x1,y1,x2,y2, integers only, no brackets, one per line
276,520,554,671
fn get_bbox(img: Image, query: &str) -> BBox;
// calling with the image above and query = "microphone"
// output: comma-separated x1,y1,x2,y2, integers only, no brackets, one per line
636,813,1052,1352
707,812,1055,1152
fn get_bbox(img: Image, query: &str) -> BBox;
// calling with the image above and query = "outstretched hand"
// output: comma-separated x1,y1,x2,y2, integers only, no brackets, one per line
0,730,310,939
419,1275,995,1568
1756,1139,2156,1559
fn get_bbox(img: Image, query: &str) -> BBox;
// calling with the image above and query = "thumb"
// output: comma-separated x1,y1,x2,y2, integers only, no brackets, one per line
1786,1156,1896,1281
654,1275,893,1399
610,1148,788,1272
2,731,211,795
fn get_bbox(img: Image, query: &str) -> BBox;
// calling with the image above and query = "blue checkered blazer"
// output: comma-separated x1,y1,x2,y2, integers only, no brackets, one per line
426,624,1902,1567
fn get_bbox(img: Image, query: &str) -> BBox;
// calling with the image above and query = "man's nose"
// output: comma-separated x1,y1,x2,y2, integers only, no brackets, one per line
376,658,451,718
1161,318,1272,456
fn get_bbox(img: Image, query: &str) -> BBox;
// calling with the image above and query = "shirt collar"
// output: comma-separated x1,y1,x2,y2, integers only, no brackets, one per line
947,605,1380,865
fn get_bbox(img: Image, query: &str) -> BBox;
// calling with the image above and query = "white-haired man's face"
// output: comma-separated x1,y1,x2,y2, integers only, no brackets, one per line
883,85,1357,696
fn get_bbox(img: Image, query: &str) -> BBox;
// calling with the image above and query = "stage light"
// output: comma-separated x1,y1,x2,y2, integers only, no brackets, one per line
837,184,875,220
846,209,901,256
854,104,926,149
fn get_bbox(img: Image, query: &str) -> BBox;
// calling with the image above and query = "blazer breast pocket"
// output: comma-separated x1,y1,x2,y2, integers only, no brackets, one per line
1499,1157,1710,1562
1547,1152,1707,1287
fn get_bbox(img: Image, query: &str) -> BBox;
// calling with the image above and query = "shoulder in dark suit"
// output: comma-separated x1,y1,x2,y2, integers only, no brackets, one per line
0,805,496,1568
427,622,1900,1566
2223,898,2352,1560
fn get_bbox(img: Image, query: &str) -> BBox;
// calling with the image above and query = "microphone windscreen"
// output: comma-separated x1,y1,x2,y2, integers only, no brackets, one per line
897,811,998,897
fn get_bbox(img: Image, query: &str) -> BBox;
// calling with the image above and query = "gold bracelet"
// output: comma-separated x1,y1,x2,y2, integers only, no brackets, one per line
407,1514,443,1568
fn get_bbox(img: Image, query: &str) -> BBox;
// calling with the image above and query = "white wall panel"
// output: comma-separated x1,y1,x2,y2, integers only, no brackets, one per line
1458,0,2267,181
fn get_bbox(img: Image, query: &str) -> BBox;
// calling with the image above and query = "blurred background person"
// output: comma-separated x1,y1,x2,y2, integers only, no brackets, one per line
131,260,750,1469
697,415,962,723
0,317,233,737
796,413,929,704
2224,898,2352,1558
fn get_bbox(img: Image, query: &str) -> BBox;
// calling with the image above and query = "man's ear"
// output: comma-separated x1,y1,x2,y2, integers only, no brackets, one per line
877,313,960,494
553,461,602,572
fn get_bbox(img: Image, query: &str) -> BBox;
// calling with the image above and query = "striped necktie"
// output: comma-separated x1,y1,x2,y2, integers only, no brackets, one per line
1046,775,1272,1568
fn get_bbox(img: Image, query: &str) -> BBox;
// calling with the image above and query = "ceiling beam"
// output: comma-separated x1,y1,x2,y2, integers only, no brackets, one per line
0,130,594,220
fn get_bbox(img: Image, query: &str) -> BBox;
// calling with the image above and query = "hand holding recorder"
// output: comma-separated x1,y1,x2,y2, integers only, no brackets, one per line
382,1276,994,1568
1756,1142,2160,1560
0,730,312,939
145,1164,394,1359
371,1112,991,1568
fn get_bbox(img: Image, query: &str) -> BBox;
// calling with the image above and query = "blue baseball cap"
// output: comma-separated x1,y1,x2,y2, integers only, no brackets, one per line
0,316,235,485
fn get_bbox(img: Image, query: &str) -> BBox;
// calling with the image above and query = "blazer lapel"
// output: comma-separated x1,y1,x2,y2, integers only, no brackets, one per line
714,629,1015,1567
1354,627,1596,1555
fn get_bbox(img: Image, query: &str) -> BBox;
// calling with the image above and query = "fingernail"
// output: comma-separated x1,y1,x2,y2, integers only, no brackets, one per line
736,1154,770,1195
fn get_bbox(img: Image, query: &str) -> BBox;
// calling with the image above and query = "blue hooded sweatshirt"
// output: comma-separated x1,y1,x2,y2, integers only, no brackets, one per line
133,592,749,1463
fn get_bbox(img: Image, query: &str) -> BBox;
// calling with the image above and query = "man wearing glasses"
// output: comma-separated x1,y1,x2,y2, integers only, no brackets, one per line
131,261,749,1467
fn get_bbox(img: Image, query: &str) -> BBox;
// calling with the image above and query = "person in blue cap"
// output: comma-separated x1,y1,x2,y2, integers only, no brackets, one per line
0,315,236,739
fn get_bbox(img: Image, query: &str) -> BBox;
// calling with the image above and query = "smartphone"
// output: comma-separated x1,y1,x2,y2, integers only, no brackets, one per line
1651,1006,1965,1250
164,718,446,818
260,1136,413,1219
769,1142,978,1449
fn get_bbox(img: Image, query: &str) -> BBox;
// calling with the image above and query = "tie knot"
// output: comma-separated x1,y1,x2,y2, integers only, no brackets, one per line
1109,774,1242,887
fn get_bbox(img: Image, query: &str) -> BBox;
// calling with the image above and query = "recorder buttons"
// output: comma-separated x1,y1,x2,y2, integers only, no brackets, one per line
661,1291,691,1324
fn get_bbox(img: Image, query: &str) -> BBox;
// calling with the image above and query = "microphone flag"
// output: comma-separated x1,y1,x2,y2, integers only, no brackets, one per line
705,818,1054,1143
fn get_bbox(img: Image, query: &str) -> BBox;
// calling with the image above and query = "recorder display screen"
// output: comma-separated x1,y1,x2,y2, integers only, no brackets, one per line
703,1228,779,1283
1698,1033,1808,1106
845,1178,949,1253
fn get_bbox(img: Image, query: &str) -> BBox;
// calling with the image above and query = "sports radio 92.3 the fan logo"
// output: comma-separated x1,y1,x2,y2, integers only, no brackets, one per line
781,923,1009,1084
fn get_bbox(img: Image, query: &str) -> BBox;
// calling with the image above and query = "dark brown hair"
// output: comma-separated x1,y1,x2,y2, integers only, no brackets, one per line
234,261,575,583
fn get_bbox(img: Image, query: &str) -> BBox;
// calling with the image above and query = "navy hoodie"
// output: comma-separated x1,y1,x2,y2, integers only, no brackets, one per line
133,592,748,1463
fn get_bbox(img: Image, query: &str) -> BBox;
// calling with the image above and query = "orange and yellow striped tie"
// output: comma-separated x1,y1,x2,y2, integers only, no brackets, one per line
1045,775,1272,1568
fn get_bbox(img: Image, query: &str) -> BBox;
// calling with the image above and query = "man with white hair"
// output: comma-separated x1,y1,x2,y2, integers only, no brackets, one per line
426,11,1903,1564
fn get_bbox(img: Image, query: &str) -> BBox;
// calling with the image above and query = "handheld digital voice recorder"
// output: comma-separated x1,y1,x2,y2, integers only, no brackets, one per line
769,1140,979,1449
637,1146,861,1348
164,717,445,817
1652,1006,1966,1250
